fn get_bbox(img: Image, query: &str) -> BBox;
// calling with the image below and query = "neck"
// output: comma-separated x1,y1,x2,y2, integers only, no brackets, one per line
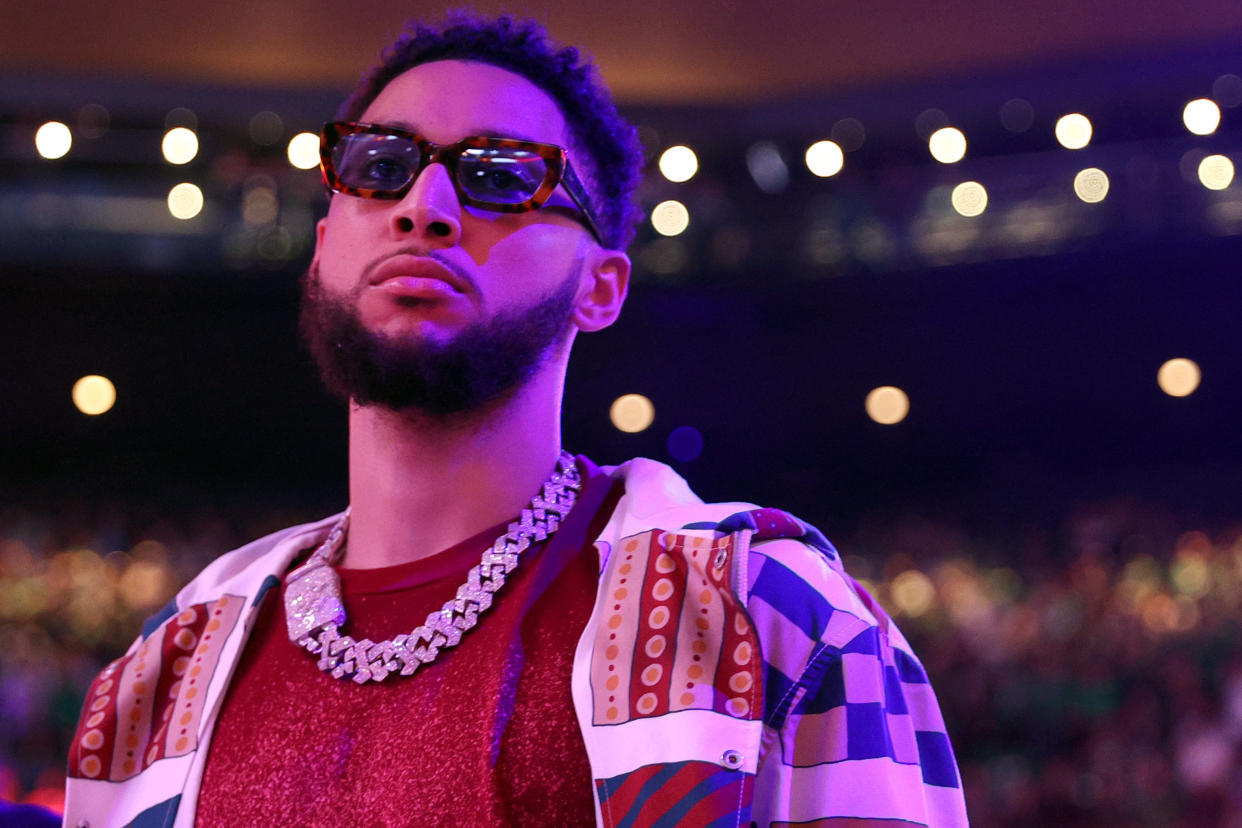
341,363,567,569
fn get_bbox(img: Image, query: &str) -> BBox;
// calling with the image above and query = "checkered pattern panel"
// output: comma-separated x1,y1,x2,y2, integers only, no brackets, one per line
777,622,957,783
750,550,839,642
738,526,963,808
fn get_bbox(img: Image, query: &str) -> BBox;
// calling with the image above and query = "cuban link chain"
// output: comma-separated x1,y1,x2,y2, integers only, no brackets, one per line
283,451,581,684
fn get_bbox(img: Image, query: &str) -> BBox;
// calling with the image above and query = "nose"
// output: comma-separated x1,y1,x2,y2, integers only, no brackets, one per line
389,162,462,244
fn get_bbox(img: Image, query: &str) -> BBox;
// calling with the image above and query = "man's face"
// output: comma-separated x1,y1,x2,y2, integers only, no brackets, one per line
302,59,601,416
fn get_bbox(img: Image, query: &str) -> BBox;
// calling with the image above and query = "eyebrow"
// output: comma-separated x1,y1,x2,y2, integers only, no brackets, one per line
377,119,546,144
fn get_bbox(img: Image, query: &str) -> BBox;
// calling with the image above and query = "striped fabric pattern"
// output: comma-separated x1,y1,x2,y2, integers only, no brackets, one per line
595,760,753,828
589,529,762,727
68,596,245,783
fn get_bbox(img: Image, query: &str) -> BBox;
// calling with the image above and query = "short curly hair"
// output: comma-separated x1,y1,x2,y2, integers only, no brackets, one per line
337,12,644,250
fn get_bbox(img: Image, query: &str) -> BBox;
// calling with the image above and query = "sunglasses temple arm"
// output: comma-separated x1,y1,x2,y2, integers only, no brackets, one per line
561,162,605,246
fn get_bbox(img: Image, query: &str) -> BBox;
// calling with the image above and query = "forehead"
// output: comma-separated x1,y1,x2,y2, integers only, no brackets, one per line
360,59,569,147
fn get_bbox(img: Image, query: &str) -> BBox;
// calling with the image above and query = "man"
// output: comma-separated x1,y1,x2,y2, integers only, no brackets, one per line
64,14,968,827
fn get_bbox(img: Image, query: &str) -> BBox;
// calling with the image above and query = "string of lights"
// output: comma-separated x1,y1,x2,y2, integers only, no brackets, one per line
4,66,1238,275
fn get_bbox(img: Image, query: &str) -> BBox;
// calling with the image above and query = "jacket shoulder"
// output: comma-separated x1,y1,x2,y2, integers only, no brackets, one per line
746,536,879,650
139,512,343,639
190,513,341,591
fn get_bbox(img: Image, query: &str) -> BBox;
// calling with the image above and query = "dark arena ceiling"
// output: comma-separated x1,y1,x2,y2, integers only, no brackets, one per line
3,0,1242,103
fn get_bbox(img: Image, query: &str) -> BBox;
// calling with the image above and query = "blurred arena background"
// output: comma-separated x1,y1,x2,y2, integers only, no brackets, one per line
3,1,1242,824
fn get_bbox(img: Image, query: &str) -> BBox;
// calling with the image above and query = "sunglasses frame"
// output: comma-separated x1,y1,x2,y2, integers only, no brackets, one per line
319,120,603,244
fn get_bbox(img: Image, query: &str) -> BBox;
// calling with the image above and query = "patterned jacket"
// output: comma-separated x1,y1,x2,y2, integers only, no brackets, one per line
63,458,968,827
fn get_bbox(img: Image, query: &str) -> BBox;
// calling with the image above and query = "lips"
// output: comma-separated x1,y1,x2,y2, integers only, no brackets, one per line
366,254,470,297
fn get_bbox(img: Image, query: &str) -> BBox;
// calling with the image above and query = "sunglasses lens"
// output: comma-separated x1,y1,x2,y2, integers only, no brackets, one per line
326,128,561,209
332,133,421,192
457,147,551,205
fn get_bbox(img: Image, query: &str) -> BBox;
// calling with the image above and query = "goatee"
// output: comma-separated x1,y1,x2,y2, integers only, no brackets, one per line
299,262,578,418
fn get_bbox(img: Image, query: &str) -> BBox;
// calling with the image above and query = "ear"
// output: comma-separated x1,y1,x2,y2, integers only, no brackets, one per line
572,246,630,333
311,217,328,265
312,217,327,253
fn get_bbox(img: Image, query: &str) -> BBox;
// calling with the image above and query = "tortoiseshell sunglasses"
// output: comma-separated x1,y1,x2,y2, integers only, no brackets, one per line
319,121,603,244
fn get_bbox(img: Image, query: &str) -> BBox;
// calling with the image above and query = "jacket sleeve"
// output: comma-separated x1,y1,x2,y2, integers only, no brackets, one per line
745,537,969,827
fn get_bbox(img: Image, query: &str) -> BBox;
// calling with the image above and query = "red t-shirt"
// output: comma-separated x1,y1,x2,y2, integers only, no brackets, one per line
196,458,621,827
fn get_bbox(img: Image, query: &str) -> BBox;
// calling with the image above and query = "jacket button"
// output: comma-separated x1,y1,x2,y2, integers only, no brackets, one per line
722,749,743,769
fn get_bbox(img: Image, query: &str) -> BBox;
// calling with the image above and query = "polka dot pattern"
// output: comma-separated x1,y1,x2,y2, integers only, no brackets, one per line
161,595,240,762
68,655,126,782
624,533,684,721
67,594,245,781
590,529,762,727
667,533,727,714
81,728,105,750
715,548,760,720
590,536,648,724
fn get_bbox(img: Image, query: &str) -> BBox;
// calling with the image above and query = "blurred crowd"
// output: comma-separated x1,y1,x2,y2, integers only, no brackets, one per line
2,494,1240,826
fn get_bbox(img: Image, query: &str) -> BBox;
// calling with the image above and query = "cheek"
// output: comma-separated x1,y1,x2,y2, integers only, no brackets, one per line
317,205,382,280
322,197,391,248
481,225,582,281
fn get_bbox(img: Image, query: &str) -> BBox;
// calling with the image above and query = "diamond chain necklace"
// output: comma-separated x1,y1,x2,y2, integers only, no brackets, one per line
284,451,581,684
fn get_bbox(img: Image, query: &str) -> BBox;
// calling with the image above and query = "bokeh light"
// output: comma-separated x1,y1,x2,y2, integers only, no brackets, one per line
1170,551,1210,598
72,375,116,415
891,570,936,616
666,425,704,462
167,183,204,220
1183,98,1221,136
161,127,198,165
76,103,111,139
164,107,197,130
35,121,72,159
651,200,690,236
951,181,988,217
1000,98,1035,133
1179,148,1208,183
287,132,320,170
914,108,949,140
928,127,967,164
746,141,789,193
1073,168,1110,203
610,394,655,433
1157,358,1200,397
658,145,698,183
118,558,172,610
805,140,845,177
830,117,867,152
1055,113,1093,149
248,111,284,146
1213,73,1242,108
242,184,279,226
865,386,910,424
1198,155,1235,190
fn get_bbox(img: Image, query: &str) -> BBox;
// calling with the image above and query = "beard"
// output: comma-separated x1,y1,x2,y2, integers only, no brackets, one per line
298,260,578,419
